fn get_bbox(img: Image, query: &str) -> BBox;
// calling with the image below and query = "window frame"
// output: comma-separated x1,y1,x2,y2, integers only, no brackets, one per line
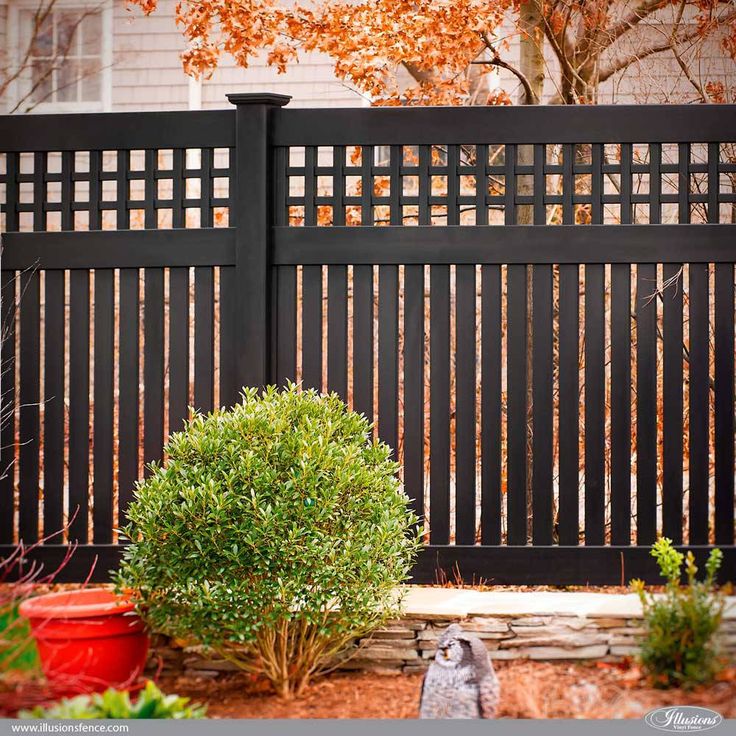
7,0,113,113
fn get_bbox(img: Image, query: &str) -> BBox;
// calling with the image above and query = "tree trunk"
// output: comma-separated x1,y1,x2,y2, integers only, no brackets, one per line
517,1,545,541
518,0,546,108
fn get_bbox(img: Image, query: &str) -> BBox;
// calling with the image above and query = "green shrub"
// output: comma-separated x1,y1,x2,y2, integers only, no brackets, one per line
631,538,725,689
116,384,421,698
20,680,205,719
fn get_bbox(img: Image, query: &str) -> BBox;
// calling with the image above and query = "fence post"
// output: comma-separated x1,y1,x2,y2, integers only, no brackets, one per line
227,92,291,393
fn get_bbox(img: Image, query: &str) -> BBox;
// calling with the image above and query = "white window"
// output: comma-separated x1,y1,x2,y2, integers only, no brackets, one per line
7,0,112,113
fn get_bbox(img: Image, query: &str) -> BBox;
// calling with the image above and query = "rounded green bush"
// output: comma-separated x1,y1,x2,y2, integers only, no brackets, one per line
117,384,421,697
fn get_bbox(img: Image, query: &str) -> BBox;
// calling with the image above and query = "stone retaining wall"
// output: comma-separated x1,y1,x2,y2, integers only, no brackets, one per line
149,609,736,678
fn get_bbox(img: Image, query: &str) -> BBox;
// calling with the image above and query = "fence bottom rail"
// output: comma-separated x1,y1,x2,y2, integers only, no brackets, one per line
2,543,733,585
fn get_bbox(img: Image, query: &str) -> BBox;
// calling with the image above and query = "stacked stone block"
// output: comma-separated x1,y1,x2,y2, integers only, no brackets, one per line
149,610,736,677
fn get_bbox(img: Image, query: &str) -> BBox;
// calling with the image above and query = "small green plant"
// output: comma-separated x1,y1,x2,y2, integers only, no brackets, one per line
631,538,726,689
19,680,206,719
116,384,421,698
0,604,40,673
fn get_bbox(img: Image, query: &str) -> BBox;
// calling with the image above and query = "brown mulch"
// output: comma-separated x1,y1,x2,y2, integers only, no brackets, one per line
154,661,736,719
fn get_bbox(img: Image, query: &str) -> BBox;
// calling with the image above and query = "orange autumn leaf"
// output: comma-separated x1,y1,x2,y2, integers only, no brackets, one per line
129,0,736,107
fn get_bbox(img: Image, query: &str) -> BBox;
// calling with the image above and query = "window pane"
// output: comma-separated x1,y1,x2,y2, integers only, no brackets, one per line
28,11,54,57
31,59,53,103
58,12,79,56
81,13,102,55
58,59,79,102
81,61,100,102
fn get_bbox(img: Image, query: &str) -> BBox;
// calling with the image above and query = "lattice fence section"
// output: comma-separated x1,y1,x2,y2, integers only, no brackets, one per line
0,148,232,232
281,142,736,226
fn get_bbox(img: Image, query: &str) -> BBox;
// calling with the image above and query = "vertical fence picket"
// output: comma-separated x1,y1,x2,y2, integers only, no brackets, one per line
429,264,450,544
168,267,189,431
18,269,40,543
301,265,322,391
481,264,502,545
143,149,164,468
68,270,90,543
403,264,424,525
688,261,709,544
143,269,164,468
118,268,139,528
43,269,64,540
636,263,658,545
557,263,579,545
662,262,683,543
0,271,15,544
610,145,634,546
327,265,348,400
378,265,398,458
169,147,189,427
274,266,296,388
1,145,18,554
714,262,735,545
219,265,238,405
584,264,605,545
352,265,373,422
710,139,735,546
610,263,631,545
455,263,476,544
532,263,552,545
506,264,527,545
558,148,579,546
93,268,114,543
194,267,214,413
531,144,551,545
194,148,215,413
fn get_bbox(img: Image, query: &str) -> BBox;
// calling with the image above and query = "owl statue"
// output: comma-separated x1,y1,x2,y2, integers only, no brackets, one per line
419,623,500,719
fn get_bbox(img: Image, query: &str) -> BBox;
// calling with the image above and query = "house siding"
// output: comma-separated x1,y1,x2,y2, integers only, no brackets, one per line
1,0,734,114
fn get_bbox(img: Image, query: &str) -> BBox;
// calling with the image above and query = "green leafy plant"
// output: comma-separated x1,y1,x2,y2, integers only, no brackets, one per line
631,538,726,689
19,680,206,719
0,604,40,673
116,384,421,698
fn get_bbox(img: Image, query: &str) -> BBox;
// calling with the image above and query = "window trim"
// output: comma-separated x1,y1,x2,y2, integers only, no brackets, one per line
7,0,113,113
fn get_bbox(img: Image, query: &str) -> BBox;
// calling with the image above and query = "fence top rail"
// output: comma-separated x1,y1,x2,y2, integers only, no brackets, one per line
1,103,735,153
271,104,736,146
0,109,235,152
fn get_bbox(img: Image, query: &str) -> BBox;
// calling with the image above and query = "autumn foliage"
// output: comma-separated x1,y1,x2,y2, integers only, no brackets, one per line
130,1,736,105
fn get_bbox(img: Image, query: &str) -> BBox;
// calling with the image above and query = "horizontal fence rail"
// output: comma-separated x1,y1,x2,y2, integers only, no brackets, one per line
0,98,734,584
271,105,736,146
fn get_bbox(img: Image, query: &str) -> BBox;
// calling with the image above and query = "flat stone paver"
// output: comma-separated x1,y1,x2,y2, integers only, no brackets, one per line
401,586,736,620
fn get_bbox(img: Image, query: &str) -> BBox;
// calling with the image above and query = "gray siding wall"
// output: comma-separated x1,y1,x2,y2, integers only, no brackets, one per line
1,0,733,113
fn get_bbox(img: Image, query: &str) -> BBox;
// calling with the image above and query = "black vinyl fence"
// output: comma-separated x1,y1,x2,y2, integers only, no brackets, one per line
1,97,735,584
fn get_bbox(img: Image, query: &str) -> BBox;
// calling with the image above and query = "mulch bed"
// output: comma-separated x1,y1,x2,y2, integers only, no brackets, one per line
154,661,736,719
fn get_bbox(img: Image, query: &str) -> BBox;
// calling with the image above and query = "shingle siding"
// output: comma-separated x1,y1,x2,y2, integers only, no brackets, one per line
111,0,189,110
3,0,733,113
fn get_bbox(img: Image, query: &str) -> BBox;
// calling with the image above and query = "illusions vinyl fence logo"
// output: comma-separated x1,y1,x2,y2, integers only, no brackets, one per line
645,706,723,732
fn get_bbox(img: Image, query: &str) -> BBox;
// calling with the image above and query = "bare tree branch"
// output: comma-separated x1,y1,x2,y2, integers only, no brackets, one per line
596,10,736,85
668,0,709,102
601,0,672,49
480,33,539,105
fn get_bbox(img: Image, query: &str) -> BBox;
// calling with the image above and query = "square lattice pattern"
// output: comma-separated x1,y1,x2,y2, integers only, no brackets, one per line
282,142,736,226
0,148,232,232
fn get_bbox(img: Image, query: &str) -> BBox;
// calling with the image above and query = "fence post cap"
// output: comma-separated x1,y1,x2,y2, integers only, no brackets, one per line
227,92,291,107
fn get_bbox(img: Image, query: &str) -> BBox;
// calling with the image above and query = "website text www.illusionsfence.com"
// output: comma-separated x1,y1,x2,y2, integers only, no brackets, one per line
11,724,129,734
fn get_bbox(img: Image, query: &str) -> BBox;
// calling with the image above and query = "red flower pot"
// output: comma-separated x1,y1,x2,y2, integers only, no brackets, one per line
19,588,149,695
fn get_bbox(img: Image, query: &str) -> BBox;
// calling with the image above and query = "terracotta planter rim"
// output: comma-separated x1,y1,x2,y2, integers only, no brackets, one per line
19,588,137,620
